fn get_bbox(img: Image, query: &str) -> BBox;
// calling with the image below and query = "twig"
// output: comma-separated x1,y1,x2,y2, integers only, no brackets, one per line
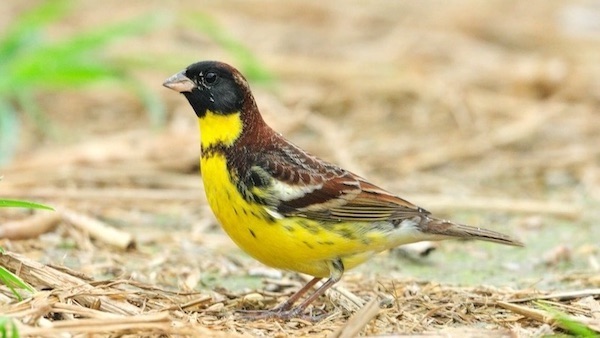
51,302,124,319
160,295,213,312
331,285,366,310
507,289,600,303
60,208,135,250
331,297,380,338
0,251,140,315
0,211,61,240
17,312,173,336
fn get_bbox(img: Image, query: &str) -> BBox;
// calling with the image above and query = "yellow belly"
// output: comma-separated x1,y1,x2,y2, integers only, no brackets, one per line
200,154,393,278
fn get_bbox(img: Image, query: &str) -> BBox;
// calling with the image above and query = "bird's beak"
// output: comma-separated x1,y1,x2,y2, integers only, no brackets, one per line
163,71,196,93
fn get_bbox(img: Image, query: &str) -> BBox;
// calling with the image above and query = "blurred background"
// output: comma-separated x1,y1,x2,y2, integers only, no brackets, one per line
1,0,599,334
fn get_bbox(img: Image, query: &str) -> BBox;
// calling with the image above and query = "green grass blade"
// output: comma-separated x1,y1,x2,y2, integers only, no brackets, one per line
6,58,122,90
0,7,167,147
0,266,35,301
0,0,71,60
11,320,19,338
0,317,20,338
2,14,163,93
0,199,54,210
552,313,597,337
538,302,597,337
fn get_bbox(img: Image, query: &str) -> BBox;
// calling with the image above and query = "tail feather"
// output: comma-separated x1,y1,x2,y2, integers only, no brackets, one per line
421,217,524,247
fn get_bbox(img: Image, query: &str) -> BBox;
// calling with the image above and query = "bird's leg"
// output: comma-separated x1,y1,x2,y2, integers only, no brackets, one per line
282,259,344,320
272,277,322,312
282,275,339,319
239,259,344,321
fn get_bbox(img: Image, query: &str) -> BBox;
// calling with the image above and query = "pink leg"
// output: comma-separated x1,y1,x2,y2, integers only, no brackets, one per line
239,259,345,321
273,277,321,311
283,277,338,318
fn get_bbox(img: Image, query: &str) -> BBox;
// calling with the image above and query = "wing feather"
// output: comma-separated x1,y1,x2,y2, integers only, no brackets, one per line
246,141,429,223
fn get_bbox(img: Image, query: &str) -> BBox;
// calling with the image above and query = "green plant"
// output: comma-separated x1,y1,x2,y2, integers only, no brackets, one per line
0,1,164,164
0,199,53,210
0,316,19,338
0,242,35,302
0,263,35,302
0,198,51,300
539,302,597,337
0,3,276,165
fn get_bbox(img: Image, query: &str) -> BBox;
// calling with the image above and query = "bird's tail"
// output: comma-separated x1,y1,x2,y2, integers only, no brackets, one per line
421,217,524,247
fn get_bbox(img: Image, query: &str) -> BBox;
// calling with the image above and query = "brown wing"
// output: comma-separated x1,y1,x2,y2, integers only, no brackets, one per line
282,174,431,222
242,133,523,246
253,140,430,223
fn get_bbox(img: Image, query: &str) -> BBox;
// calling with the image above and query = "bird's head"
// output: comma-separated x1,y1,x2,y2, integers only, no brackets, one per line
164,61,270,149
163,60,248,118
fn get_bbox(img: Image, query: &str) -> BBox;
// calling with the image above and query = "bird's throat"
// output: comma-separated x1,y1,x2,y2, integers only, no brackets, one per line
198,110,244,150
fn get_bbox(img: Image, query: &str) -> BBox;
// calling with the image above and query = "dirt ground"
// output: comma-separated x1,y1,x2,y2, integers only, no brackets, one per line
1,0,599,337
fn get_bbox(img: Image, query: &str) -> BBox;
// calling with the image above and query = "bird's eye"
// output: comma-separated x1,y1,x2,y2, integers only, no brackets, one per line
204,72,218,85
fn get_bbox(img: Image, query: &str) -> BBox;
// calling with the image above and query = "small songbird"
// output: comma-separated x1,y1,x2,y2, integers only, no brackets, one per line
163,61,523,320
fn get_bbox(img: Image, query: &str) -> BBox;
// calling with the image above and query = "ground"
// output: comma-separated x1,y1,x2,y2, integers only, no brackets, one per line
1,0,599,337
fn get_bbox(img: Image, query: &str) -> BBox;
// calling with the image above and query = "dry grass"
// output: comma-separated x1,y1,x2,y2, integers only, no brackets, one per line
1,250,599,336
1,0,600,336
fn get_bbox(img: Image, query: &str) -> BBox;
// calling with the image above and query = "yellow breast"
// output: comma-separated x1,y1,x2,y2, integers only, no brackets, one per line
201,153,327,277
197,113,395,277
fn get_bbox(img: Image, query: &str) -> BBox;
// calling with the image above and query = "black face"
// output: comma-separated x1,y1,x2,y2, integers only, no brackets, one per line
183,61,246,117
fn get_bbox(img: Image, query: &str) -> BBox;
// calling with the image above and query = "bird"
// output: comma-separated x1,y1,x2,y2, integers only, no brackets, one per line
163,60,523,320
